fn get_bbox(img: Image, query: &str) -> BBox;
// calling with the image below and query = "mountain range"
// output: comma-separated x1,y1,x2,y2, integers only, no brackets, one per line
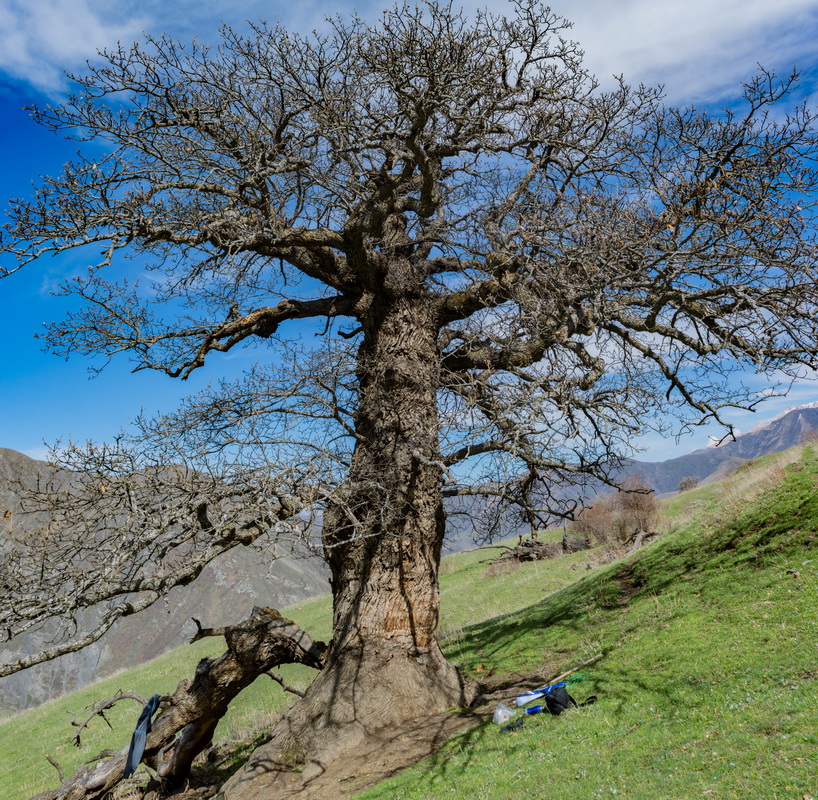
627,403,818,493
1,400,816,713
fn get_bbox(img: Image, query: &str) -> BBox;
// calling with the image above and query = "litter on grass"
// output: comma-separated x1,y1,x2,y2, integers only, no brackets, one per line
493,679,598,728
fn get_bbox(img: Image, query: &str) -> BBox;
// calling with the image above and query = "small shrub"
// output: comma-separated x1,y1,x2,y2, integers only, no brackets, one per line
678,475,701,492
615,475,659,542
571,476,658,545
571,495,617,543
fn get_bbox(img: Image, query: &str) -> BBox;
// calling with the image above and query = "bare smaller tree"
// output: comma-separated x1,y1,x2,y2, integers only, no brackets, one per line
572,476,658,545
678,475,701,492
615,476,659,544
571,497,617,544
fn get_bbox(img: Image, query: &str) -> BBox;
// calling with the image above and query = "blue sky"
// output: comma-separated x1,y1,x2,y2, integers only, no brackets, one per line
2,0,818,461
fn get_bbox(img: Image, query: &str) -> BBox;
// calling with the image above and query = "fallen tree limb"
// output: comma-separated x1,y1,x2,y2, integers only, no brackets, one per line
489,533,591,565
545,653,603,686
31,607,328,800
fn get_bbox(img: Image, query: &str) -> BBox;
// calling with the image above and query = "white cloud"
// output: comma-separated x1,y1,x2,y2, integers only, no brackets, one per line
3,0,818,101
0,0,384,94
564,0,818,102
0,0,148,93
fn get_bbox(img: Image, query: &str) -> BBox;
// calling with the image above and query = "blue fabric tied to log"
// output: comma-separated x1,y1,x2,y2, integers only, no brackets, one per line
123,694,161,778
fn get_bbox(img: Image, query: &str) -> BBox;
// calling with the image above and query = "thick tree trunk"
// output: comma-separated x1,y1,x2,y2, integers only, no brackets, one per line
219,290,470,797
327,290,448,658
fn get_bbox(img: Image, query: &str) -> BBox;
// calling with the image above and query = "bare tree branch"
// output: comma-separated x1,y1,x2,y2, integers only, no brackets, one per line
68,692,151,749
3,1,818,784
32,608,327,799
265,670,306,698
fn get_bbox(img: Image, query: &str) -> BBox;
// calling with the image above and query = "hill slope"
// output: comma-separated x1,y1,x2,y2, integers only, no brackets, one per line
360,447,818,800
4,402,817,713
2,446,817,799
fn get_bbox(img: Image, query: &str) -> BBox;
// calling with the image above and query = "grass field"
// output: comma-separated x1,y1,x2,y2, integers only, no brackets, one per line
2,447,817,799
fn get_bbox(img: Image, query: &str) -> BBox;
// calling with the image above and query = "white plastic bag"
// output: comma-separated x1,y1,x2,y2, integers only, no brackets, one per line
492,701,516,724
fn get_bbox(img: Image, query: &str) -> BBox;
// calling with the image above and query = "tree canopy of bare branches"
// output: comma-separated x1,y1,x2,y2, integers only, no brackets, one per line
3,0,818,784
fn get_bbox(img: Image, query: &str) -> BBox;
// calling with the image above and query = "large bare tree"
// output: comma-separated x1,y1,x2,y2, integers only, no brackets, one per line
4,0,818,790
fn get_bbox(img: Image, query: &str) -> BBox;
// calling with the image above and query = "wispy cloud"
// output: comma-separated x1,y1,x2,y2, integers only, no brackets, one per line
566,0,818,102
3,0,818,101
21,445,51,461
0,0,147,93
0,0,377,94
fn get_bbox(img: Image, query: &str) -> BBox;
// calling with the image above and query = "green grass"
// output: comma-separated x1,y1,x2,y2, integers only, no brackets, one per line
2,446,817,799
359,448,818,800
0,521,601,798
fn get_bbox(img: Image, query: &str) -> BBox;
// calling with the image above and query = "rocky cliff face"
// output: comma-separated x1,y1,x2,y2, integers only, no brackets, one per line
0,449,329,714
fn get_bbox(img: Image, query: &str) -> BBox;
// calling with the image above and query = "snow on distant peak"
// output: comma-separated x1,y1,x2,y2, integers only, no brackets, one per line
699,400,818,449
746,400,818,435
706,430,742,448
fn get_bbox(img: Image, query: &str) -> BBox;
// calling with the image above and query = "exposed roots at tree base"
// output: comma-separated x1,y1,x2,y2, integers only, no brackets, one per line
217,641,475,800
212,654,603,800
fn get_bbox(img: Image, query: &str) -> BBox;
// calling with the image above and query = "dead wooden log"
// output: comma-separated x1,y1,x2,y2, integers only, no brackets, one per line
492,532,591,564
562,533,590,554
31,607,327,800
625,530,661,556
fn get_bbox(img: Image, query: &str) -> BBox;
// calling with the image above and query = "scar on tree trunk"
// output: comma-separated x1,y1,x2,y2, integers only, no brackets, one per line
31,607,327,800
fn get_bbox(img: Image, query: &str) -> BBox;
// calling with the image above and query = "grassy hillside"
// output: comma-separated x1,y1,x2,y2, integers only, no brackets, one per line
0,509,596,798
360,447,818,800
2,447,817,799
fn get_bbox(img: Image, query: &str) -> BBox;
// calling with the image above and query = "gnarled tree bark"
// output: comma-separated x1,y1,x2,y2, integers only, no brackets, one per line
218,294,472,794
32,608,326,800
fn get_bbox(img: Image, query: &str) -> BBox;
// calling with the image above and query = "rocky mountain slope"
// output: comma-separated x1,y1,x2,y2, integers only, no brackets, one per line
627,404,818,492
0,449,329,714
2,400,816,713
